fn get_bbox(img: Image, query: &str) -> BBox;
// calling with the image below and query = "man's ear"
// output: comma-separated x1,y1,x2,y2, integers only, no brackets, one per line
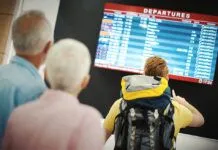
43,41,52,54
81,74,90,90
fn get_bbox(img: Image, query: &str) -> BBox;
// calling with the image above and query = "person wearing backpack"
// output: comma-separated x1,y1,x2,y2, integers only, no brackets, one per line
103,56,204,150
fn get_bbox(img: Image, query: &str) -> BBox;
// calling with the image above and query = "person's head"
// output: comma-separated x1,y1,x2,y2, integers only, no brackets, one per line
45,38,91,96
144,56,169,80
12,10,52,67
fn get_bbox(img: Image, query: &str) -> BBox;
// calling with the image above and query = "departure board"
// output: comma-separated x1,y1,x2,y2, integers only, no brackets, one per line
94,3,218,85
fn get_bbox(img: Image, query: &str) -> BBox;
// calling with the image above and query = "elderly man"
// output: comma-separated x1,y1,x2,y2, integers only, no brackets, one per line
0,10,52,146
3,39,105,150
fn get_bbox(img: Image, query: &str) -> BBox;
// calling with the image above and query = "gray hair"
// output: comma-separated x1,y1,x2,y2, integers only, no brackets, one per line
45,39,91,93
12,10,52,55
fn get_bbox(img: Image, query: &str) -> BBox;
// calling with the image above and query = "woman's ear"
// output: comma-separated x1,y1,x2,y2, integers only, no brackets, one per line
81,74,90,90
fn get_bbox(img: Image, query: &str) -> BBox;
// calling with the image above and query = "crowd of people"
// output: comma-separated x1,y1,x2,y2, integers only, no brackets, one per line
0,10,204,150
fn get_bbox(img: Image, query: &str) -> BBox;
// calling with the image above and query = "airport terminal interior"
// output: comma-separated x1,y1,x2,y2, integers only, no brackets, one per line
0,0,218,149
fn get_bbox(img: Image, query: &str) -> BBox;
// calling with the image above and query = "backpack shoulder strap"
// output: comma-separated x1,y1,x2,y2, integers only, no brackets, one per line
113,99,130,150
159,101,176,150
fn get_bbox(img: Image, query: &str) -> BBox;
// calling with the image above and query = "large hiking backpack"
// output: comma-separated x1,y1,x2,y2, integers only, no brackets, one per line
114,99,175,150
114,75,176,150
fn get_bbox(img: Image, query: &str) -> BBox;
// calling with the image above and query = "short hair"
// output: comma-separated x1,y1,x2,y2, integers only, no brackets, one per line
45,39,91,93
144,56,169,78
12,10,52,55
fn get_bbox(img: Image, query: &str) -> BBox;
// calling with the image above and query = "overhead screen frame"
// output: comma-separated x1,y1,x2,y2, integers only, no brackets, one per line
94,2,218,85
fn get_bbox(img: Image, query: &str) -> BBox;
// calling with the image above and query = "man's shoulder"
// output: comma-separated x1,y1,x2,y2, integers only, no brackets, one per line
0,76,46,103
0,78,19,99
0,63,45,88
114,98,122,105
0,62,22,76
109,98,122,111
0,64,16,81
0,63,46,101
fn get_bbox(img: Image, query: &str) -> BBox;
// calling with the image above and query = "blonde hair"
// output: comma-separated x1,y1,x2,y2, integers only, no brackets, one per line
144,56,169,78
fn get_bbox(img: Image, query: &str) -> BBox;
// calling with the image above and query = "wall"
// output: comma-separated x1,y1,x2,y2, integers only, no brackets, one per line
21,0,60,32
0,0,17,64
55,0,218,139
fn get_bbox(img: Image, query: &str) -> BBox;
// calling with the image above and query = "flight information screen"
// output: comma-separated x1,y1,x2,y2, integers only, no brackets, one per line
94,3,218,85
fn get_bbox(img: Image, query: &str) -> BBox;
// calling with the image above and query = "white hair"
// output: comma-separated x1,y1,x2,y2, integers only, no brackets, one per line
12,10,52,55
45,39,91,93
